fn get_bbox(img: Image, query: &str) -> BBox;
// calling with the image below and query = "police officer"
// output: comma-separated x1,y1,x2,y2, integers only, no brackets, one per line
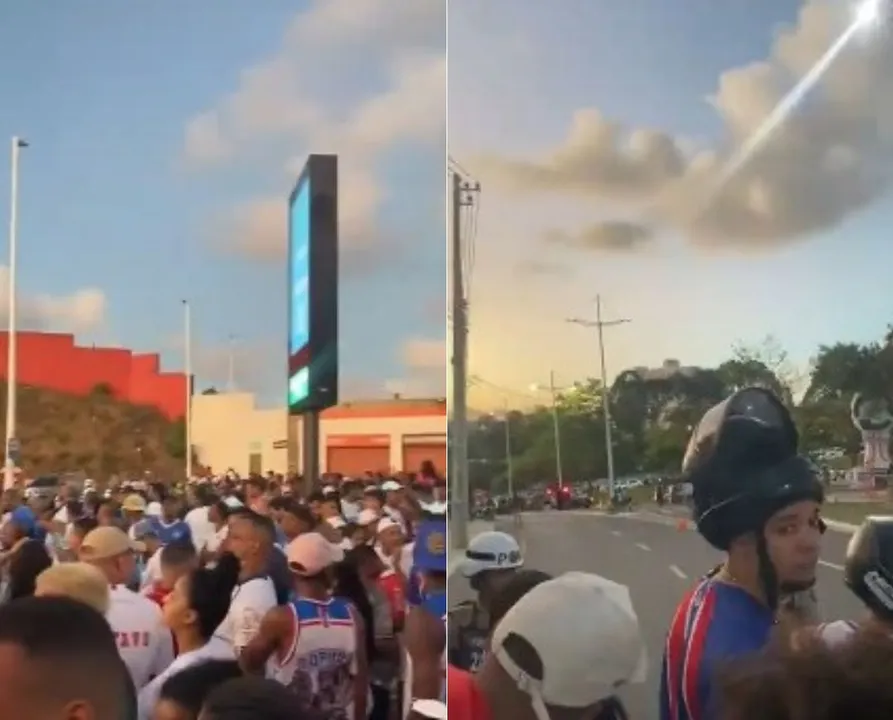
448,530,523,672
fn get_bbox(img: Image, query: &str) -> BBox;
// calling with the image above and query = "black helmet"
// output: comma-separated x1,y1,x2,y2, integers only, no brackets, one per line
844,516,893,621
683,387,823,550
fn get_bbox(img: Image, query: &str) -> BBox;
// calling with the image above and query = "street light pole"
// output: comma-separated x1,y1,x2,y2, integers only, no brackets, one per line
183,300,193,481
567,295,631,498
530,371,565,489
503,400,514,499
548,370,565,489
4,137,26,491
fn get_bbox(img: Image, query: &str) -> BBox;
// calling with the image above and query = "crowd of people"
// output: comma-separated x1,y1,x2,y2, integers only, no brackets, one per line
446,387,893,720
0,466,449,720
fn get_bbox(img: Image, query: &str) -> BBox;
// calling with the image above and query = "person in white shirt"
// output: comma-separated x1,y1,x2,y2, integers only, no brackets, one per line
184,486,217,553
381,480,409,535
375,517,406,572
340,480,363,522
215,511,279,656
136,556,241,720
79,526,175,690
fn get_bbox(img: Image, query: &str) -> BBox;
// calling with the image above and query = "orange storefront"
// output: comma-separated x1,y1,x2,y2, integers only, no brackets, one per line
319,401,448,476
193,393,447,476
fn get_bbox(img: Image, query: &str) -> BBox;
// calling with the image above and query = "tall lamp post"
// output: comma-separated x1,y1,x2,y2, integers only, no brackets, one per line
4,137,27,491
530,369,566,489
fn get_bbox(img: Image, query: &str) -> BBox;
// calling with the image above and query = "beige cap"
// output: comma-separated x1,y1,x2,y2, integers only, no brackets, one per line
80,526,145,561
121,494,147,512
286,532,340,576
35,562,111,614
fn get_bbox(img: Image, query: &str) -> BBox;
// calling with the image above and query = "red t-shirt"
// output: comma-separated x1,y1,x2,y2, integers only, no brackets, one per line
143,582,172,608
447,665,490,720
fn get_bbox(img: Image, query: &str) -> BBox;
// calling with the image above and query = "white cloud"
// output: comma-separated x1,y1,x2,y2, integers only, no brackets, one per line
185,0,445,264
385,336,446,397
163,335,281,397
0,266,106,332
477,1,893,250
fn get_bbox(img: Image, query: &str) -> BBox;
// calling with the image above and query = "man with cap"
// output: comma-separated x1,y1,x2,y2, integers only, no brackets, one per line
403,514,447,714
381,480,409,535
660,388,824,720
79,526,175,690
449,530,524,673
449,571,645,720
241,532,369,720
121,493,148,531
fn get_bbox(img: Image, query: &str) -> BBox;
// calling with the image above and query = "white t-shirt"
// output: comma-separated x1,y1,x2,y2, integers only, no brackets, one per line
184,506,216,552
205,525,228,554
136,635,233,720
107,585,175,690
53,506,69,524
140,548,163,590
341,499,361,522
215,576,278,654
384,505,408,535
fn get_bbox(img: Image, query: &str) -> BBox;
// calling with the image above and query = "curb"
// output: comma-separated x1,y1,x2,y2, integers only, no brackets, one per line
823,518,858,533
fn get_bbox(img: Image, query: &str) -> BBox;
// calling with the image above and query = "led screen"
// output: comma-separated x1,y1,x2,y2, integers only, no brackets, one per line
289,178,310,357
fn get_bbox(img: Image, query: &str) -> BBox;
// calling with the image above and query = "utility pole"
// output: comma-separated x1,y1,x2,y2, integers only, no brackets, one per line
449,168,480,550
566,295,631,498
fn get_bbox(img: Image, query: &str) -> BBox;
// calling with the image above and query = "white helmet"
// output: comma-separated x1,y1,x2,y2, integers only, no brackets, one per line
461,530,523,578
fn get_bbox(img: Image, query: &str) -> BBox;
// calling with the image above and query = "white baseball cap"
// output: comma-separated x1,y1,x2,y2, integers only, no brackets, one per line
381,480,402,492
491,571,647,714
376,517,400,534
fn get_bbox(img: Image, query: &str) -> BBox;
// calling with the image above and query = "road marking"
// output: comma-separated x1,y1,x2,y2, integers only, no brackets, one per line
819,559,844,571
611,530,622,537
635,542,651,552
669,564,687,579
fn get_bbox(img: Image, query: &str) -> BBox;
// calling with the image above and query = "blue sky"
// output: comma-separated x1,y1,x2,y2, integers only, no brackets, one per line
450,0,893,409
0,1,446,406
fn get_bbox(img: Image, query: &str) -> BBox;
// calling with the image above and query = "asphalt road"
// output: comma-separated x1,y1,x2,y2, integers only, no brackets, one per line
449,508,862,720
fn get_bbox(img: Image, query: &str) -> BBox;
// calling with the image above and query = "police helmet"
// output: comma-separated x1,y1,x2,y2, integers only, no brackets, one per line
461,531,523,578
683,387,823,551
844,516,893,621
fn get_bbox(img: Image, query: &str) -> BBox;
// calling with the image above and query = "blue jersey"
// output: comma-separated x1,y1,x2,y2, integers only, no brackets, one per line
421,589,447,626
406,567,423,606
660,578,773,720
148,517,192,546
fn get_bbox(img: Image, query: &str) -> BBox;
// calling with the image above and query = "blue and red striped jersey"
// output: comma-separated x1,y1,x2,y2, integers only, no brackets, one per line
660,577,774,720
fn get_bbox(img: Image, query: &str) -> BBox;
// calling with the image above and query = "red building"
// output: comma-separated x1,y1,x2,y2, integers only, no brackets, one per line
0,332,187,420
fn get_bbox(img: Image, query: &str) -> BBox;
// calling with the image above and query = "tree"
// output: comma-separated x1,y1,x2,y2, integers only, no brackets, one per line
467,331,893,492
202,387,220,395
164,418,187,459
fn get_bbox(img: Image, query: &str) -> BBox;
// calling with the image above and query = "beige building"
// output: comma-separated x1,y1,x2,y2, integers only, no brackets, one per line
192,393,447,476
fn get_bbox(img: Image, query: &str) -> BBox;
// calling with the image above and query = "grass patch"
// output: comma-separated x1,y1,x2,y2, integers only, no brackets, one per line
822,501,893,526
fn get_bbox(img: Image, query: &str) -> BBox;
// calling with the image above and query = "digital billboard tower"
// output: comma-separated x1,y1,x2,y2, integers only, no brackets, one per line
287,155,339,480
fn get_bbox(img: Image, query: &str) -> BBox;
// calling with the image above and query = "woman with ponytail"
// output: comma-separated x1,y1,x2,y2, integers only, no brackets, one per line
136,554,242,720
